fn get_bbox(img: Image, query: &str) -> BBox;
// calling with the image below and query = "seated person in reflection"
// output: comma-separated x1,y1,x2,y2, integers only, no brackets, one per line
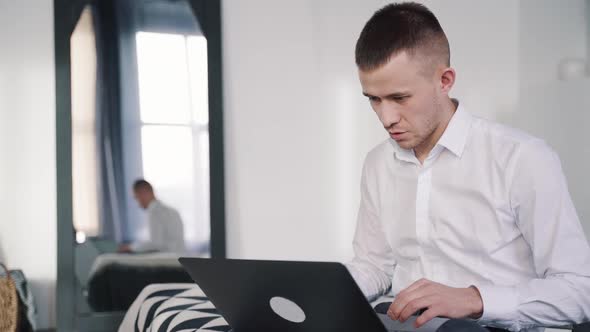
118,179,186,254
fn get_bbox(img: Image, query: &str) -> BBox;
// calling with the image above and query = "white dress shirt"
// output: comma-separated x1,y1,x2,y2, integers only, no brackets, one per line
346,102,590,331
131,199,186,254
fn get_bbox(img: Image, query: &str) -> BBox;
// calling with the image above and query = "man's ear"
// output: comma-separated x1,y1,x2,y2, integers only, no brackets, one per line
440,67,456,94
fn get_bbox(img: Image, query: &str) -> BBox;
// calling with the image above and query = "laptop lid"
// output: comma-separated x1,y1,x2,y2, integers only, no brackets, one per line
179,257,388,332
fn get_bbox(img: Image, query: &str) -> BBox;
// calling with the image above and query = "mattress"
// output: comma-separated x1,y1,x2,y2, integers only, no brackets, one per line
86,253,193,312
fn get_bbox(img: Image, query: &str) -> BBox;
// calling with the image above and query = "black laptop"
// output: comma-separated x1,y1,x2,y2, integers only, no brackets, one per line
179,257,388,332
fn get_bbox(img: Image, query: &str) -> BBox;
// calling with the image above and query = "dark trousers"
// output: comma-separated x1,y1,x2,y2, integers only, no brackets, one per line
436,319,509,332
438,319,590,331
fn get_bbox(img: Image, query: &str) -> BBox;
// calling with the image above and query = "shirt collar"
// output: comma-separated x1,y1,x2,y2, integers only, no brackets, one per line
435,101,472,158
390,141,417,163
390,100,472,161
147,199,160,212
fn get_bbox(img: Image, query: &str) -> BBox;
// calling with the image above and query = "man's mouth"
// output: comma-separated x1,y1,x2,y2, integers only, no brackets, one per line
389,131,407,140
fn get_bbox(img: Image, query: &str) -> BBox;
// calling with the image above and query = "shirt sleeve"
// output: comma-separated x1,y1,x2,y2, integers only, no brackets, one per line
476,140,590,331
345,158,397,302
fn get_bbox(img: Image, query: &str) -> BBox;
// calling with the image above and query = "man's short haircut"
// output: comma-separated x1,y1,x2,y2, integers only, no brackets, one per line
133,179,153,192
355,2,450,73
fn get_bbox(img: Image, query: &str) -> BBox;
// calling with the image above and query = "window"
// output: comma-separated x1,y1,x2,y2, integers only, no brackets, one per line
136,32,210,251
71,7,99,240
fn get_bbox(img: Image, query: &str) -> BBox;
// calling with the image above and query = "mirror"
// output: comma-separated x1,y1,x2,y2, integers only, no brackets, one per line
57,0,224,330
71,1,211,252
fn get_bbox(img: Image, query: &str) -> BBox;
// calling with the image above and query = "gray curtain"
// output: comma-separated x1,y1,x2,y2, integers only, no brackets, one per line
92,1,128,242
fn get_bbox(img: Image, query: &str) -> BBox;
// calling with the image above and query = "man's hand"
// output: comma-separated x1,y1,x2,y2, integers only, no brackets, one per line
117,244,132,253
387,278,483,328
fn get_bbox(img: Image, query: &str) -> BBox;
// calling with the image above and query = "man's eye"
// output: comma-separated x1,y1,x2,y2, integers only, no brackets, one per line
368,96,380,102
393,96,408,101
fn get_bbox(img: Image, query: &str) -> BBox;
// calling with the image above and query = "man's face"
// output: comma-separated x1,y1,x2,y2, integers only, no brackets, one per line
133,189,152,209
358,51,446,151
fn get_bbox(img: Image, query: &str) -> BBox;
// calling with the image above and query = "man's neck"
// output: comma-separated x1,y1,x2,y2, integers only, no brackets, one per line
146,197,157,209
414,98,458,164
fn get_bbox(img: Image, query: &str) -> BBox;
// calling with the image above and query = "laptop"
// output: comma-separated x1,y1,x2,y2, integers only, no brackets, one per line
179,257,447,332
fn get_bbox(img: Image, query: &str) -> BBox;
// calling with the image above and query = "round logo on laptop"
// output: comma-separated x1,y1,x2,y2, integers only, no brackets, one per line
269,296,306,323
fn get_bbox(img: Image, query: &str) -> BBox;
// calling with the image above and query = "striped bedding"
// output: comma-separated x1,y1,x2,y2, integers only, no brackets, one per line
118,283,230,332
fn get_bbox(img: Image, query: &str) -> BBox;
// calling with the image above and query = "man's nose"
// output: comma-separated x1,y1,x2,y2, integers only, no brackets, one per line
378,102,402,128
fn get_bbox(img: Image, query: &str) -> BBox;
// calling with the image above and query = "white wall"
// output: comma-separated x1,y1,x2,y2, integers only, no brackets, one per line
221,0,522,261
513,0,590,237
0,0,56,329
222,0,368,261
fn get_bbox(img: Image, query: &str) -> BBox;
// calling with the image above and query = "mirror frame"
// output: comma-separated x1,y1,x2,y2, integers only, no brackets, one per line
55,0,226,330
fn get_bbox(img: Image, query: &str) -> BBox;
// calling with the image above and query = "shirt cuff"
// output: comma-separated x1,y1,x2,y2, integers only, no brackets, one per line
473,283,519,326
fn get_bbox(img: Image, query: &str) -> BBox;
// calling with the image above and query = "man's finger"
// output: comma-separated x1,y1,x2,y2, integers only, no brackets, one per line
388,283,433,320
415,307,441,328
398,295,437,322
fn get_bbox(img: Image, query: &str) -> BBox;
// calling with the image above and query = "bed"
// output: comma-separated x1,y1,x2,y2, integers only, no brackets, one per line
117,283,442,332
119,283,590,332
86,253,193,312
73,239,200,331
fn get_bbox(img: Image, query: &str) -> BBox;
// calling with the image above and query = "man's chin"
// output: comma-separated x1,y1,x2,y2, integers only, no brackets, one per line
395,140,416,150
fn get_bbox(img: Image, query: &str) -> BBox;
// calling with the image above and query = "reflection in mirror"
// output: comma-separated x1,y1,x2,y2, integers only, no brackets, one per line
68,0,210,328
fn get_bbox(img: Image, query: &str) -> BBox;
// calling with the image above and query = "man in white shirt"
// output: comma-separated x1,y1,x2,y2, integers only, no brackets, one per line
346,2,590,331
118,179,186,253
